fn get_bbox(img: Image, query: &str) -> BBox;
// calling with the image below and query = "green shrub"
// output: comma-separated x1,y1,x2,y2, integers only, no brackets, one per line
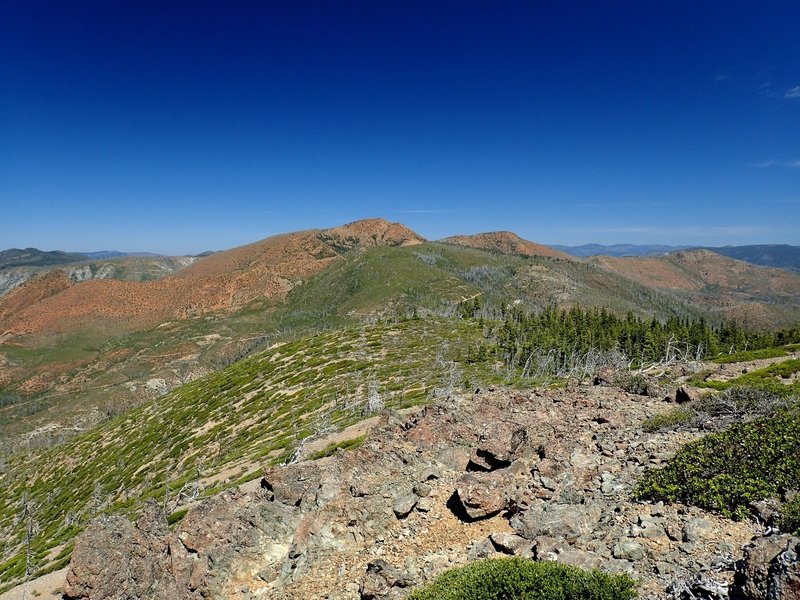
780,496,800,535
615,373,650,395
309,435,366,460
167,508,189,526
713,348,787,364
692,359,800,398
408,557,636,600
642,408,696,432
635,405,800,520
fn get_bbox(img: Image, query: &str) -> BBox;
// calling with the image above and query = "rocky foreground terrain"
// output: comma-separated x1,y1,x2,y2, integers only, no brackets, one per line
51,383,798,599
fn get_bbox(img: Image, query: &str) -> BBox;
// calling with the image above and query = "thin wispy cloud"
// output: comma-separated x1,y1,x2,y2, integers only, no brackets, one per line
753,160,800,169
785,85,800,98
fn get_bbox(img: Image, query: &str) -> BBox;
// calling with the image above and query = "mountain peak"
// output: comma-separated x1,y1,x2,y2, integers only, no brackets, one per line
322,218,425,248
440,231,572,259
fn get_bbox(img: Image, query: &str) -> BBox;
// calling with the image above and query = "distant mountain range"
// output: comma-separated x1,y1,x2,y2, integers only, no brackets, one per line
7,242,798,273
551,243,800,271
0,248,163,270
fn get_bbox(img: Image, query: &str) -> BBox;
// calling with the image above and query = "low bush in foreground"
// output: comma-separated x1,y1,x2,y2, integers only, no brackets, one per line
636,404,800,520
408,557,637,600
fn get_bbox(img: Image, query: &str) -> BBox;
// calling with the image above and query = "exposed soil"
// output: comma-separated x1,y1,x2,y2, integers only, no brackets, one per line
440,232,573,260
0,219,424,337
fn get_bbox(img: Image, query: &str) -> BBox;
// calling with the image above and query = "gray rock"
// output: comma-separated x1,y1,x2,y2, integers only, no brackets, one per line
63,501,180,600
511,502,602,541
393,494,418,519
454,472,510,520
637,515,665,539
413,482,432,497
770,538,800,599
684,518,714,543
556,549,603,570
534,536,564,561
489,533,534,557
360,560,414,599
612,539,645,561
416,497,434,512
468,537,498,560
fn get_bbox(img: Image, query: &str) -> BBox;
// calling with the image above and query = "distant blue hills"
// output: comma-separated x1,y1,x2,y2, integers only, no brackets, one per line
0,248,162,270
552,243,800,271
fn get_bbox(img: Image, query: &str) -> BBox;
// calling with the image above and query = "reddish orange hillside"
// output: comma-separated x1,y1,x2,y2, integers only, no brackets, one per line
593,250,800,295
440,231,573,260
0,219,425,336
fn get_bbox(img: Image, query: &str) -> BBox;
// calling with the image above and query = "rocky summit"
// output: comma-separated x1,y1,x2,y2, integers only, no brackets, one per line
60,384,798,599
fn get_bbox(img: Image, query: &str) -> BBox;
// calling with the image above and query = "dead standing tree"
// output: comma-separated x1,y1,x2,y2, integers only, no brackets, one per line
20,491,39,600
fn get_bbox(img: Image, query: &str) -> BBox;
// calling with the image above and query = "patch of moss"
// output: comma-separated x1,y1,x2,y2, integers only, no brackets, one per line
167,507,189,526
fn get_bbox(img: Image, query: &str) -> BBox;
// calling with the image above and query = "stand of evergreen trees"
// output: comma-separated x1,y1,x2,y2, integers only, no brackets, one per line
458,299,800,372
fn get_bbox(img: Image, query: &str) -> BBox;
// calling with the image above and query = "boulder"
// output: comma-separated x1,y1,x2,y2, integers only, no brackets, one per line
684,518,714,543
489,533,535,557
393,493,418,519
453,472,510,520
510,502,602,541
63,501,181,600
262,462,321,508
360,560,414,599
731,534,800,600
612,539,646,561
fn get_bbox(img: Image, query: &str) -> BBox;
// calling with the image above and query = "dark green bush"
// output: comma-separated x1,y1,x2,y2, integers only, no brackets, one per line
408,557,636,600
780,496,800,535
615,373,650,396
636,405,800,520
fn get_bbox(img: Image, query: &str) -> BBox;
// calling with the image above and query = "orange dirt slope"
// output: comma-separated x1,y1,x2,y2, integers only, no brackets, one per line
440,231,573,260
0,218,425,336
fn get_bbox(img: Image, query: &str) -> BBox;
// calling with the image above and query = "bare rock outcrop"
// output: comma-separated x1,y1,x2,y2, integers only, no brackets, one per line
62,386,768,599
64,502,179,600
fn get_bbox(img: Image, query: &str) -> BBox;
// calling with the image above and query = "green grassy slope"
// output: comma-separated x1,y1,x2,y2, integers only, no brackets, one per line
0,318,502,590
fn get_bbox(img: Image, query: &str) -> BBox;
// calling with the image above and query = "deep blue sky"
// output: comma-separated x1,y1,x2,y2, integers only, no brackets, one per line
2,1,799,254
